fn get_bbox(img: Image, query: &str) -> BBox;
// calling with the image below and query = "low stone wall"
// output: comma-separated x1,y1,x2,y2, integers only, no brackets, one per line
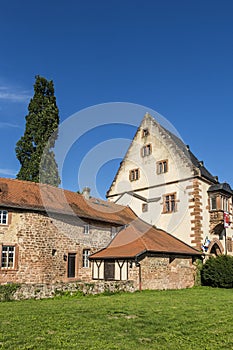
12,280,136,300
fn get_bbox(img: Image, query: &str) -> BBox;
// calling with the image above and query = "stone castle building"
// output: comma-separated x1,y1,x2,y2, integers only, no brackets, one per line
107,113,233,256
0,113,231,292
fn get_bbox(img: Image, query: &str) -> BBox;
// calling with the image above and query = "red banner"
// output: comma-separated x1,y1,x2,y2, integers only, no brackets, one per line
224,212,230,228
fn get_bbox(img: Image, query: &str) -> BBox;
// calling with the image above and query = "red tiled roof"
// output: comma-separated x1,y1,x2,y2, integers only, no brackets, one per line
0,178,136,225
90,219,201,258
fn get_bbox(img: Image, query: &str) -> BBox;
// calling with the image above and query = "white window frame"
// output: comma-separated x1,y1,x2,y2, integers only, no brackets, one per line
1,245,15,269
0,210,8,225
83,224,90,234
82,249,90,268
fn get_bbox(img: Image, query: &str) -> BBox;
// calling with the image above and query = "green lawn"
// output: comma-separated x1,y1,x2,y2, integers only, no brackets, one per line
0,287,232,349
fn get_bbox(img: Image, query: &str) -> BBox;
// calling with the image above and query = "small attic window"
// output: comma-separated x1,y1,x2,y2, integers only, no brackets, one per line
142,128,149,138
141,144,152,157
157,160,168,174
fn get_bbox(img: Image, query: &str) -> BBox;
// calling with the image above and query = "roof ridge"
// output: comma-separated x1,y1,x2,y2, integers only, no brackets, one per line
0,177,86,199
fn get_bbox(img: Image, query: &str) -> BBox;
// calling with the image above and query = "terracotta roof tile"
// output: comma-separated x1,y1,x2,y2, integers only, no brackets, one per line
0,178,136,225
90,219,201,258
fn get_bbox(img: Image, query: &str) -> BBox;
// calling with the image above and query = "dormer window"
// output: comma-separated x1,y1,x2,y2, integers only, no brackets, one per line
141,144,152,157
0,210,8,225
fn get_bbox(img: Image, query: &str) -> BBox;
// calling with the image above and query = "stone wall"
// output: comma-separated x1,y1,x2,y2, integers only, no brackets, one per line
128,254,196,290
12,280,136,300
0,209,115,284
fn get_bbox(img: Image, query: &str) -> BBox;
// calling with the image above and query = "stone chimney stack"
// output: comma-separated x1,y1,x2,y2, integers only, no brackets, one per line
82,187,91,200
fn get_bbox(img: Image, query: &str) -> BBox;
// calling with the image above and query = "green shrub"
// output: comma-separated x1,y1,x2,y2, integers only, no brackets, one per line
0,283,20,301
201,255,233,288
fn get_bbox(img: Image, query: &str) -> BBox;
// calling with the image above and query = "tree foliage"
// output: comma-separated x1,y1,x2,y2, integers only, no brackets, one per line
16,75,60,186
201,255,233,288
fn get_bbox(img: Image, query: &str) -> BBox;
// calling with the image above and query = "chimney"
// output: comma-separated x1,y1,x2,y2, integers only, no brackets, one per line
82,187,91,200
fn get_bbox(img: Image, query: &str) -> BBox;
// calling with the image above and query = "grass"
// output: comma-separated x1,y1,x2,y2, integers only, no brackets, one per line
0,287,232,349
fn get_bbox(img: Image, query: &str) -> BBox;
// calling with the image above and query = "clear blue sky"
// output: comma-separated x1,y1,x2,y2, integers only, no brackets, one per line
0,0,232,198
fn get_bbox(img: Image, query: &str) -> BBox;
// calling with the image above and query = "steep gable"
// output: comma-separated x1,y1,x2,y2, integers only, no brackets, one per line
107,113,217,199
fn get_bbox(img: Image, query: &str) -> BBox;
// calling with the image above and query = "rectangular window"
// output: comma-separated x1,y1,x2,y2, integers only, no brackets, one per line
0,210,8,225
129,168,140,181
163,193,177,213
1,246,15,269
67,253,76,278
82,249,90,268
83,224,90,234
141,144,152,157
222,196,229,212
157,160,168,174
142,203,148,212
210,196,217,210
142,128,149,137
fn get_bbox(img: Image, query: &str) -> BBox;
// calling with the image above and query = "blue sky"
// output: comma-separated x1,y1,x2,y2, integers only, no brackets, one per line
0,0,232,198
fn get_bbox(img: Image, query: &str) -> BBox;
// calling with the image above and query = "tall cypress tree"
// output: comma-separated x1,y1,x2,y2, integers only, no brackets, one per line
16,75,61,186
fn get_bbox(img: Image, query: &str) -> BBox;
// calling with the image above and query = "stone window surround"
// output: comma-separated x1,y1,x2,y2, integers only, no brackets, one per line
142,203,148,212
162,192,177,213
129,168,140,182
209,194,231,212
141,144,152,157
156,159,168,174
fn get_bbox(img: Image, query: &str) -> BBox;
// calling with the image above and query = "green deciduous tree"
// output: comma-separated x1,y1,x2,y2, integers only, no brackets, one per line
16,75,61,186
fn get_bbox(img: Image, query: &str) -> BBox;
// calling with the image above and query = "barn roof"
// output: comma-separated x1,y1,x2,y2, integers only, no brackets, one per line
0,178,136,225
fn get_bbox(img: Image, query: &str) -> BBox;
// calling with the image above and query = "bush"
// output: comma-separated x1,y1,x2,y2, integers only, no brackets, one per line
201,255,233,288
0,283,20,301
